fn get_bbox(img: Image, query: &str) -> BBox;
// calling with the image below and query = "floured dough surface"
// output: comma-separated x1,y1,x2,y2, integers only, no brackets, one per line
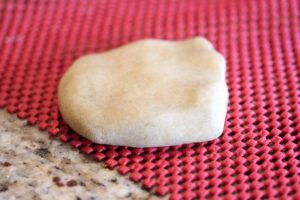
58,37,229,147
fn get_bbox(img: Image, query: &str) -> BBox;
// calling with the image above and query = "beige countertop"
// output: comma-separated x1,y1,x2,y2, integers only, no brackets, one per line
0,110,165,200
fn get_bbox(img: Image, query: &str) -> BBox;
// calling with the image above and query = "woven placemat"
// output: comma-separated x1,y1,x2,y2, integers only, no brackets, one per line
0,0,299,199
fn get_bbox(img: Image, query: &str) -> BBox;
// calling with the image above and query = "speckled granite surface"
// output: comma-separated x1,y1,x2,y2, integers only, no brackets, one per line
0,110,165,200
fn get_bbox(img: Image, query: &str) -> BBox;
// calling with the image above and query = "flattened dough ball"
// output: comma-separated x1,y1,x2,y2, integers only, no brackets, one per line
58,37,229,147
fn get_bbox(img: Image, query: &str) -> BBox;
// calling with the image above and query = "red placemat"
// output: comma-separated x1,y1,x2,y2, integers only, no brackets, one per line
1,0,300,199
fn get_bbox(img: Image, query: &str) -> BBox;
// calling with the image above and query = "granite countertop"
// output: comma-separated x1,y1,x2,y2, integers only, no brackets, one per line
0,110,165,200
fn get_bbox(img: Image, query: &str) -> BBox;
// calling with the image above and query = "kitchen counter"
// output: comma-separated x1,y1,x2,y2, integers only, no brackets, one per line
0,110,164,200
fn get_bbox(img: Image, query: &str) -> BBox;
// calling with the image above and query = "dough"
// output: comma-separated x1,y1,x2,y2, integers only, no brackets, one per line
58,37,229,147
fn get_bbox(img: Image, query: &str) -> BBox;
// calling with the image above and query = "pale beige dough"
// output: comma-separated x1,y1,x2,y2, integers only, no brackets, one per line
58,37,229,147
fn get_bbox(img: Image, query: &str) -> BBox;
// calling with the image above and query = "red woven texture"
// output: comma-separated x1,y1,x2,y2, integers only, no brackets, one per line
1,0,300,199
